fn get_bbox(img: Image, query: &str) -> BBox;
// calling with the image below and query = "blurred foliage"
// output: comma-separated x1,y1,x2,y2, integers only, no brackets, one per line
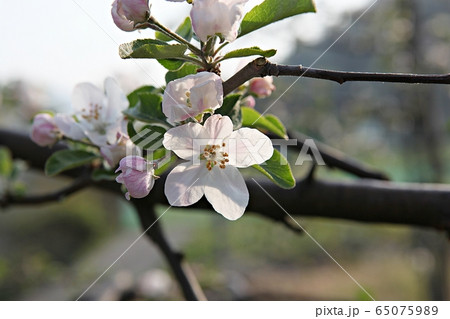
0,176,121,300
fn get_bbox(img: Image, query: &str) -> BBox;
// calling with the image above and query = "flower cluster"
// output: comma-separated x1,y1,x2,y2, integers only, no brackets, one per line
31,78,133,166
32,0,285,220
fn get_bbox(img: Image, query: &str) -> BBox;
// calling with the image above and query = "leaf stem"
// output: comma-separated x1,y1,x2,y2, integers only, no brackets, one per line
148,17,203,57
213,41,229,57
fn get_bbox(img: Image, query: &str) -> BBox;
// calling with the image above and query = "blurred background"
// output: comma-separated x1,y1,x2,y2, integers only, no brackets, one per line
1,0,450,300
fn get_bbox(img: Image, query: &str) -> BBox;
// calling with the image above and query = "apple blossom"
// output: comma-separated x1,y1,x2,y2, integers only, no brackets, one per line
30,113,59,147
100,133,136,167
111,0,150,32
190,0,249,43
61,77,128,146
162,72,223,123
53,114,87,141
249,76,276,98
163,114,273,220
115,156,156,200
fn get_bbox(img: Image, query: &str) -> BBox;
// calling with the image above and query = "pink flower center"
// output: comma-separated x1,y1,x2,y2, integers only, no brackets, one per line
201,142,229,171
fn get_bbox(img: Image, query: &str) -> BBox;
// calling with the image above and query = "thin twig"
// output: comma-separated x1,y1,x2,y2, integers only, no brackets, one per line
222,58,450,95
1,176,91,208
288,131,390,181
147,17,203,57
133,200,207,301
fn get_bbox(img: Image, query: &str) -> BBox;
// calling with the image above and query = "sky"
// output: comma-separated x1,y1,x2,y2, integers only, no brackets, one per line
0,0,373,108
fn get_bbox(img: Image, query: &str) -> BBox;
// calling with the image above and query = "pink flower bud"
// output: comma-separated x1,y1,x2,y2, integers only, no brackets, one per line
190,0,249,43
115,156,156,200
241,96,255,108
111,0,150,32
30,113,59,147
249,77,276,98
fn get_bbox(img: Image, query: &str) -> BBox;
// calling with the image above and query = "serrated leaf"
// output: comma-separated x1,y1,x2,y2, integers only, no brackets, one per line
45,150,99,176
165,63,198,83
241,107,288,139
217,94,242,129
252,149,295,189
239,0,316,38
221,47,277,61
155,17,193,42
0,147,13,177
119,39,188,59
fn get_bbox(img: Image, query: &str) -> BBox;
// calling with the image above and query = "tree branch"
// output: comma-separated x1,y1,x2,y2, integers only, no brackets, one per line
287,131,390,181
1,130,450,234
223,58,450,95
132,200,207,301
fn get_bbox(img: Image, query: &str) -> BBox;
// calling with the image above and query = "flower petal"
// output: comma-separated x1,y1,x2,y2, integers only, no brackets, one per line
54,113,87,141
163,122,207,160
162,72,222,123
71,82,105,115
104,77,129,121
189,77,223,114
226,127,274,168
124,169,155,199
204,165,248,220
118,155,148,171
203,114,233,143
164,162,206,206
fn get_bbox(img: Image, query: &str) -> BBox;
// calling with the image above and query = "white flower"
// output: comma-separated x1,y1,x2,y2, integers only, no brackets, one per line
111,0,150,32
190,0,249,43
58,77,129,146
100,133,137,167
115,156,156,200
162,72,223,123
53,114,87,141
163,114,273,220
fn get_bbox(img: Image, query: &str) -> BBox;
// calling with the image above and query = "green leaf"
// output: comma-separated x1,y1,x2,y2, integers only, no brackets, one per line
221,47,277,61
127,86,160,106
45,150,99,176
239,0,316,37
252,149,295,189
125,89,167,125
165,63,198,83
127,121,138,140
130,125,166,152
155,17,193,42
92,168,117,182
0,147,13,177
264,114,287,138
158,59,185,71
147,149,177,176
119,39,188,59
217,94,242,129
241,107,288,139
